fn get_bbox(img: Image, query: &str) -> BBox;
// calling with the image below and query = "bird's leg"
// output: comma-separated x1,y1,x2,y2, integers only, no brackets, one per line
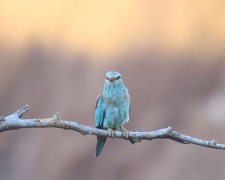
120,126,129,139
108,128,115,138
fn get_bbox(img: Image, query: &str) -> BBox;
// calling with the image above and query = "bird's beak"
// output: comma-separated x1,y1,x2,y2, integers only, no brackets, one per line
109,78,116,82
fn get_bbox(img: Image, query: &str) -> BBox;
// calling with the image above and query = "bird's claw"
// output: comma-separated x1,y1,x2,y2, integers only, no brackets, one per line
120,126,129,139
108,128,115,138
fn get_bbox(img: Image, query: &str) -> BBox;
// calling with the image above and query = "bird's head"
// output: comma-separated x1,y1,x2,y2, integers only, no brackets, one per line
105,71,123,85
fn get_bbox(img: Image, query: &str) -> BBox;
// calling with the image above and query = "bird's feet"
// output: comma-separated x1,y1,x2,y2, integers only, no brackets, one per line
120,126,129,139
108,128,115,138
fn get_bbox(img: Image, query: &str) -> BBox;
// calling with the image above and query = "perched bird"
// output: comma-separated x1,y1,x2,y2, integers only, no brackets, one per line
94,71,130,157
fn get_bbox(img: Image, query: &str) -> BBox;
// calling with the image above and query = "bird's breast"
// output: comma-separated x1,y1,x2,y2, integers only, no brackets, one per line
103,90,130,104
104,97,127,107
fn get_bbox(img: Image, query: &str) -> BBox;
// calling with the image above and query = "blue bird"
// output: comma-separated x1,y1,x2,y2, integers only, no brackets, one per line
94,71,130,157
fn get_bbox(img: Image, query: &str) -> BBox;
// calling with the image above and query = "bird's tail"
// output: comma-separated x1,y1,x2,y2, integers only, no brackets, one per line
94,136,107,157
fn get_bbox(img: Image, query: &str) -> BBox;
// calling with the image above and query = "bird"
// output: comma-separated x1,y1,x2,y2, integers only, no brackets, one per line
94,71,130,157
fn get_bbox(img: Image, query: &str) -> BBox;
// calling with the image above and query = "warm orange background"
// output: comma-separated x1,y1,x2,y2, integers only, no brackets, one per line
0,1,225,180
1,0,225,57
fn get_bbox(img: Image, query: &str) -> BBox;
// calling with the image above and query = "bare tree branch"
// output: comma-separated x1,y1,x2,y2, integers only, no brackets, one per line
1,105,225,150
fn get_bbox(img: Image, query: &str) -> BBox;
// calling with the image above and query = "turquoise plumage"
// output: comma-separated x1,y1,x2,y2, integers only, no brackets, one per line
94,71,130,157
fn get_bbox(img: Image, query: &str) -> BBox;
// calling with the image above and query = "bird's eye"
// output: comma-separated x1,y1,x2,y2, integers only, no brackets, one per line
115,75,121,80
106,77,109,80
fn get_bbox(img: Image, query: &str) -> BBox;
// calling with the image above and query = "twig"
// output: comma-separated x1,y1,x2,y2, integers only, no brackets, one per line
15,104,29,118
0,116,5,121
1,105,225,150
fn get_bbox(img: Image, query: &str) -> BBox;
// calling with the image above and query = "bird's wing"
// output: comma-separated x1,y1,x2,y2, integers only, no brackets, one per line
95,94,105,128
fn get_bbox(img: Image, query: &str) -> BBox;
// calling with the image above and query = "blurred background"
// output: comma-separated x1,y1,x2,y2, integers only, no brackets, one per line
0,0,225,179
